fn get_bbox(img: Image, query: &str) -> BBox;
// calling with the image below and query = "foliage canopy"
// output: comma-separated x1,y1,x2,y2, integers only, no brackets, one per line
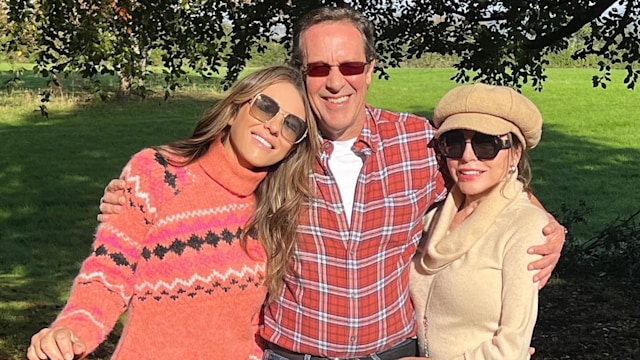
2,0,639,96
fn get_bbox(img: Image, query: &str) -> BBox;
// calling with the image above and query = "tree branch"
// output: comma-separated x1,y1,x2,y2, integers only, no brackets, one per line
445,8,507,23
528,0,621,49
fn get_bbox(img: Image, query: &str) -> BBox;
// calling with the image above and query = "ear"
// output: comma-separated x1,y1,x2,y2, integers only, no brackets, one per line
511,145,523,166
365,59,376,86
228,107,241,126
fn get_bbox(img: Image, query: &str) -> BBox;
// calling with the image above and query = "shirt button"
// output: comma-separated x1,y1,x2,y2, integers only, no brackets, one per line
350,336,356,342
350,291,356,298
349,250,355,256
335,207,343,214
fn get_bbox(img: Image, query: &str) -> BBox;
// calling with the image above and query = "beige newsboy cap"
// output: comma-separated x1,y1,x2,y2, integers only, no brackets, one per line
433,83,543,149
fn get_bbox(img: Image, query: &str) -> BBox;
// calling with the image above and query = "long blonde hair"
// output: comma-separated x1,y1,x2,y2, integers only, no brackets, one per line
156,65,320,302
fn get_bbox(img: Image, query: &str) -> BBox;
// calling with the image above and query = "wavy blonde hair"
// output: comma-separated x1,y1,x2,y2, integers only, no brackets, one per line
156,65,320,302
511,136,533,193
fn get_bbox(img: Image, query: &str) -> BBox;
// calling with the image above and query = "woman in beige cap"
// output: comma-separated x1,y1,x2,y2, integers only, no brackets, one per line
408,83,548,359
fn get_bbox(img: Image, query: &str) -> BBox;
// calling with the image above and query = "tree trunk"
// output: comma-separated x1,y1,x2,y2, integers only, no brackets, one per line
119,70,131,95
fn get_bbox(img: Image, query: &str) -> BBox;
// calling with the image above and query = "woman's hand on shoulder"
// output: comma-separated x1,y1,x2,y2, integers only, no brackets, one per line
27,326,86,360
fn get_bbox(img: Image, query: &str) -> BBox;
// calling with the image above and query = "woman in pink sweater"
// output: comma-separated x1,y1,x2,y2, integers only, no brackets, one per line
27,65,319,360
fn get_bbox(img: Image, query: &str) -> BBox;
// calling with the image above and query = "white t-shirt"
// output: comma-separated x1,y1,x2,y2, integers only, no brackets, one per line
328,138,363,226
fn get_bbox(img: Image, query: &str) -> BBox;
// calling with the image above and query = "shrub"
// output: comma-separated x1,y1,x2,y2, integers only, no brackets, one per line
558,202,640,280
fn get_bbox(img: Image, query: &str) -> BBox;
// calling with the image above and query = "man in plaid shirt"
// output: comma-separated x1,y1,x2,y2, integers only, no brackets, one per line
260,7,565,360
97,7,566,359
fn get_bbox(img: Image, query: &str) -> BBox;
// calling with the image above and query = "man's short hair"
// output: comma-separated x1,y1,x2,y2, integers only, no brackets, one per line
290,6,376,69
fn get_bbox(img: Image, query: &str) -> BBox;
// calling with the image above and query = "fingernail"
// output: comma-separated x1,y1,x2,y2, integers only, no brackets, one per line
65,353,73,360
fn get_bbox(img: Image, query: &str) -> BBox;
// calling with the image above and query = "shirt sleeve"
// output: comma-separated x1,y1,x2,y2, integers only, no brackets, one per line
51,149,164,353
460,207,547,360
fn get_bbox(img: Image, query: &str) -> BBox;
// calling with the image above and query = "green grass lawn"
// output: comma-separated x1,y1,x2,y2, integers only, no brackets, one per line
0,67,639,358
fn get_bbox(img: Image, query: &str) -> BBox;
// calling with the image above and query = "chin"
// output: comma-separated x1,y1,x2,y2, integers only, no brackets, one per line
250,157,282,170
458,184,488,197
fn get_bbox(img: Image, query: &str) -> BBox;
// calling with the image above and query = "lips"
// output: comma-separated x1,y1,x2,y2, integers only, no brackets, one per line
459,170,483,175
457,169,485,181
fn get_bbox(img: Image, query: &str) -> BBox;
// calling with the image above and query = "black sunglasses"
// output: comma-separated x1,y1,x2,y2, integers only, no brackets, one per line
304,61,370,77
437,130,512,160
248,93,308,144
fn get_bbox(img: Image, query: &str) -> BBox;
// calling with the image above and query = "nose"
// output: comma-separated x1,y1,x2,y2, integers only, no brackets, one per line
263,113,283,136
325,66,346,92
460,140,477,161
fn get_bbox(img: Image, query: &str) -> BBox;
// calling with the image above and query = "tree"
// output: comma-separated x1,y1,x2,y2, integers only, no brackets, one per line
379,0,640,90
1,0,37,60
3,0,639,98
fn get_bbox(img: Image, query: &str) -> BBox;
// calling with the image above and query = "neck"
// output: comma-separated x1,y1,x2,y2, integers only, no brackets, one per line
449,200,478,232
462,195,484,209
320,126,361,142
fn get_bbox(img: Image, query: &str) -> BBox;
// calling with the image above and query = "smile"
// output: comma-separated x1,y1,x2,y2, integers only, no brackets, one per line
252,134,273,149
459,170,483,175
326,95,349,104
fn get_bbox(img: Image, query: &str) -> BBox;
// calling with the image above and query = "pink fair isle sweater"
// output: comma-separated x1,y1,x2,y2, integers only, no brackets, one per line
52,139,268,359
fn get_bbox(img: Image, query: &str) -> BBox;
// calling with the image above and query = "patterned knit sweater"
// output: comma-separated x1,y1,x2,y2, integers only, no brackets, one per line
52,139,268,359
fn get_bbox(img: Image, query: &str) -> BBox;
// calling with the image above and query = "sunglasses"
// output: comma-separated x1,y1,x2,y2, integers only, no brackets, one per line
304,61,370,77
249,93,308,144
438,130,512,160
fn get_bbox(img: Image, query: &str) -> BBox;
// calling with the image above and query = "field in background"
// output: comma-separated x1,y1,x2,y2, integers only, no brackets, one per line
1,67,639,358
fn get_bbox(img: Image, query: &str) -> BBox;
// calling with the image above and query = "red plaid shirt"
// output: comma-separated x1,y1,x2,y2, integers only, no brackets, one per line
262,106,447,357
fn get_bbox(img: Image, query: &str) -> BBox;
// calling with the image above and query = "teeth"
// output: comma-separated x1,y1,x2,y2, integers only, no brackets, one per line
253,134,272,149
460,170,481,175
327,96,348,104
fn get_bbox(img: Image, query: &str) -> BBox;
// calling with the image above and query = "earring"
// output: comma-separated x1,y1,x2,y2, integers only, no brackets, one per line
508,165,517,174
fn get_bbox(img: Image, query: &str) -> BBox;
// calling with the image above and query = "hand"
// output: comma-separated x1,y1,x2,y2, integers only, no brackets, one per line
27,327,86,360
97,179,127,222
527,213,566,289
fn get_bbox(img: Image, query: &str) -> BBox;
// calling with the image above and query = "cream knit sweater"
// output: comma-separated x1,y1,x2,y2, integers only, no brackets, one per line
410,176,547,359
